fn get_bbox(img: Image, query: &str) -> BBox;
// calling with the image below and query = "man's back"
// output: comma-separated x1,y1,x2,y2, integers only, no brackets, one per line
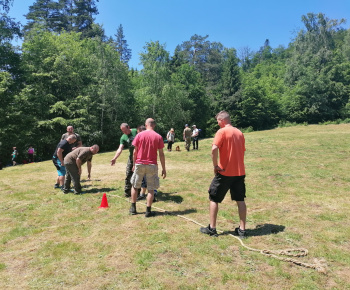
133,130,164,165
213,126,245,177
64,147,92,165
184,127,192,138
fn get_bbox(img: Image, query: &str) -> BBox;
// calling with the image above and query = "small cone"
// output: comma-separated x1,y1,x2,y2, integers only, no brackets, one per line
99,193,109,208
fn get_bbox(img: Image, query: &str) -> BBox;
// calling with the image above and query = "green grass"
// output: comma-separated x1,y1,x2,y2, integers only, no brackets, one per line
1,124,350,289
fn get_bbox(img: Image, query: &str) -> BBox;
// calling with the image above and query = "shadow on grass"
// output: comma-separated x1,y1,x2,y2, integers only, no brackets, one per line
81,179,102,182
80,187,116,194
156,191,183,204
132,208,197,217
222,223,285,237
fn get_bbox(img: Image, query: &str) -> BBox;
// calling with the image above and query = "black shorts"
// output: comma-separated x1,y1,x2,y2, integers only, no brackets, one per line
208,174,246,203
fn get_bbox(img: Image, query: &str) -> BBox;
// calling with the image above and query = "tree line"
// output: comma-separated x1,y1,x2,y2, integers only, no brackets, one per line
1,0,350,165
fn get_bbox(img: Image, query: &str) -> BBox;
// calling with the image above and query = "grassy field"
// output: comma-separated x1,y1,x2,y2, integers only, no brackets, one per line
1,124,350,289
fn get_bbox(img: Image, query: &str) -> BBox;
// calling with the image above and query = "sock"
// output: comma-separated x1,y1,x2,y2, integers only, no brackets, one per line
131,203,136,209
146,206,151,213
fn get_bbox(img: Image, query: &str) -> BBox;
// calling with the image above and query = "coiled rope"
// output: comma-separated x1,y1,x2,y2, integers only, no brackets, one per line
109,194,327,273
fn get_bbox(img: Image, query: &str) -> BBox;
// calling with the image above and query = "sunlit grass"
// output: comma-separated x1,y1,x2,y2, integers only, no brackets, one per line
0,124,349,288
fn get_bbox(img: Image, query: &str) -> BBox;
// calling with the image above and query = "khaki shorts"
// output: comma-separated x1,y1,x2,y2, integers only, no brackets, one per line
131,164,160,191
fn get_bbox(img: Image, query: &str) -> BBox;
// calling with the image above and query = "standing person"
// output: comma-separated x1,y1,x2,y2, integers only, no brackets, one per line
166,128,175,152
200,111,247,238
129,118,166,217
27,146,35,163
11,147,18,166
61,125,82,149
110,123,138,197
191,125,199,150
62,145,99,194
183,124,192,152
52,135,77,189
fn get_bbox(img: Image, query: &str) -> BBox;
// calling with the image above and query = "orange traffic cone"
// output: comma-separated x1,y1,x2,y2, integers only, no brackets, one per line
99,193,109,208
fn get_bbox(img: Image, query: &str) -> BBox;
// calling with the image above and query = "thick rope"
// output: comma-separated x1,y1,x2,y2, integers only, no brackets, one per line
108,194,327,273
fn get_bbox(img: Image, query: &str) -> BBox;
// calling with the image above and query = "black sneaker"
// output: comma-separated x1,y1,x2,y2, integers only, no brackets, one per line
54,183,60,189
145,211,155,218
137,194,146,201
200,225,218,237
124,193,131,198
129,206,137,215
234,227,247,239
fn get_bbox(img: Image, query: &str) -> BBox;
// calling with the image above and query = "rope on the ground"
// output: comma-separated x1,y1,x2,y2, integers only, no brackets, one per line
108,194,327,273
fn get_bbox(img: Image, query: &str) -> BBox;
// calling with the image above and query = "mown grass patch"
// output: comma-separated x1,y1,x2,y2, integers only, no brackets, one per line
0,124,350,289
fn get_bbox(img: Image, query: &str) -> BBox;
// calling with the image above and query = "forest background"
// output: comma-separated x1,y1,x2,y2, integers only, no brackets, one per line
1,0,350,165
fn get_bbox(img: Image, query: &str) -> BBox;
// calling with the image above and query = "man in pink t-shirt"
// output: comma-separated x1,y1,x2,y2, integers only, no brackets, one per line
200,111,247,238
129,118,166,217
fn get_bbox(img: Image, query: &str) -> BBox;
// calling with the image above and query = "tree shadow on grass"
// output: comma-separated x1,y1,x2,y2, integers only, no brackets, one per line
156,191,183,204
222,223,286,237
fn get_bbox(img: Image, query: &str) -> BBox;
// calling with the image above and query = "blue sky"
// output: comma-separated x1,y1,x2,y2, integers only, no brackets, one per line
8,0,350,69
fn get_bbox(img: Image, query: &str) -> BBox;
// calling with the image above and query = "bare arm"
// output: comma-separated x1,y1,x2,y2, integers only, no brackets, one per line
87,160,92,179
132,145,138,172
211,144,223,175
57,148,64,165
110,144,124,165
76,158,83,175
158,148,166,179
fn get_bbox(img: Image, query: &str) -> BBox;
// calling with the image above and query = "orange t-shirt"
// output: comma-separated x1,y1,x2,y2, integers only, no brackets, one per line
213,126,245,176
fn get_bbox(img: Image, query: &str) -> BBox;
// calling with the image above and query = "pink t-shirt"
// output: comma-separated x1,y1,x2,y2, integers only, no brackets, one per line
132,130,164,165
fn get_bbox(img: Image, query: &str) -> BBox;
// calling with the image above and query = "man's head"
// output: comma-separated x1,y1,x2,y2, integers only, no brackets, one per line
185,124,189,128
137,125,146,133
215,111,231,128
120,123,131,135
192,125,196,129
67,126,74,133
66,135,77,144
90,145,99,155
145,118,156,130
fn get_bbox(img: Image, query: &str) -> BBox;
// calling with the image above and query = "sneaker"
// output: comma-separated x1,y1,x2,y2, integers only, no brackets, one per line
124,193,131,198
54,183,60,189
137,194,146,201
234,227,247,239
145,211,155,218
200,225,218,237
129,206,137,215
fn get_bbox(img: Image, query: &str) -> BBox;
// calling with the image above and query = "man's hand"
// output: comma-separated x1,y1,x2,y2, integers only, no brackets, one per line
162,169,166,179
213,165,224,175
110,158,116,166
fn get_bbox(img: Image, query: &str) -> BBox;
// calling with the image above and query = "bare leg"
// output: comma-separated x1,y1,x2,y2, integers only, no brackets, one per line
59,176,64,186
146,190,154,207
131,187,138,203
236,201,247,230
209,200,219,229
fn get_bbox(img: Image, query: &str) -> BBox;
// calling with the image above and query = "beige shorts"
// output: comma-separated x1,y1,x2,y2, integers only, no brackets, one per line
131,164,160,191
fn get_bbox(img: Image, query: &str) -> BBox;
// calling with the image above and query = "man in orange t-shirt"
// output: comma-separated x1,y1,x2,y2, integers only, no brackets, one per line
200,111,247,238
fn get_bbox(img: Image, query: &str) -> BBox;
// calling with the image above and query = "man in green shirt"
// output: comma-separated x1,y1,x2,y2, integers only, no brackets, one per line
111,123,138,197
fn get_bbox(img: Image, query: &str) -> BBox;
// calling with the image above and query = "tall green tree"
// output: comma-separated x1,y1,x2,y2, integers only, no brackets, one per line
285,13,347,123
113,24,132,65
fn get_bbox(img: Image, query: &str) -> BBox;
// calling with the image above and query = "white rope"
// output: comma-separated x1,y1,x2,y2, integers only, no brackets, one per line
108,193,327,273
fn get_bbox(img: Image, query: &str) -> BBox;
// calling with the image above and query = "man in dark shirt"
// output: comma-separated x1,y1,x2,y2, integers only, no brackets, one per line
53,135,77,189
61,125,82,149
62,145,99,194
